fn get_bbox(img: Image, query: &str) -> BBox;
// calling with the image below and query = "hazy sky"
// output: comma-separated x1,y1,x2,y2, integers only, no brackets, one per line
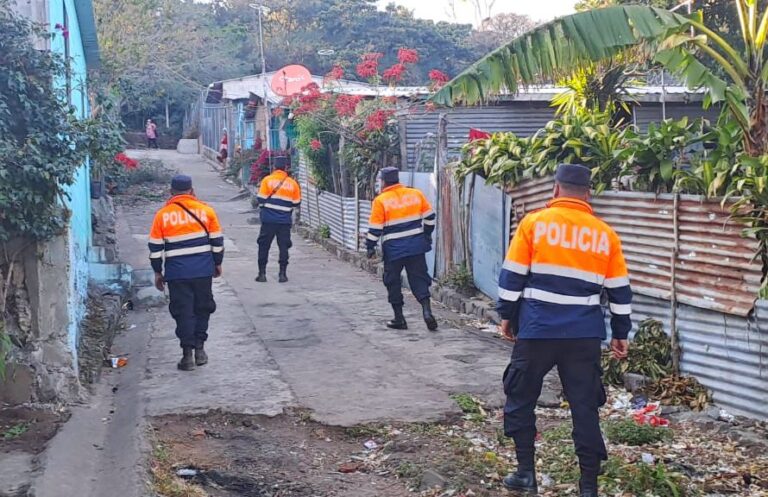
378,0,576,24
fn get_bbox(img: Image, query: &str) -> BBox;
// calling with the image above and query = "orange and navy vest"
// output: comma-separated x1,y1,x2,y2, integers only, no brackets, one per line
148,195,224,281
257,170,301,224
366,184,435,262
497,197,632,340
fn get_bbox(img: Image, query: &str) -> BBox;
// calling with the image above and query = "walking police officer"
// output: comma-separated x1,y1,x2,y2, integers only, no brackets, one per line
366,167,437,331
255,157,301,283
149,175,225,371
497,164,632,497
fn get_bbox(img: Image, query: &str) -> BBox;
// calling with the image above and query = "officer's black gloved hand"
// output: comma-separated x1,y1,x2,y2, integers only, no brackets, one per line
366,248,376,259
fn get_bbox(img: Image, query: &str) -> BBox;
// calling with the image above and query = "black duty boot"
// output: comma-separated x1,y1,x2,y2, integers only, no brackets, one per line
278,266,288,283
579,475,599,497
386,305,408,330
502,470,538,494
255,266,267,282
177,347,195,371
420,298,438,331
195,345,208,366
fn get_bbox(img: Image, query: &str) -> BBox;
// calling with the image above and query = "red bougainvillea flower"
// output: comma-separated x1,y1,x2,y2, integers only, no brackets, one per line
428,69,450,86
115,152,138,170
334,94,363,117
281,95,295,106
326,65,344,81
310,139,323,151
382,63,406,83
397,48,419,64
356,60,378,79
365,109,395,131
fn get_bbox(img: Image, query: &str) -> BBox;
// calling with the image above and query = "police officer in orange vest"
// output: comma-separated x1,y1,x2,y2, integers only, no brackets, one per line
255,157,301,283
497,164,632,497
366,167,437,331
149,175,225,371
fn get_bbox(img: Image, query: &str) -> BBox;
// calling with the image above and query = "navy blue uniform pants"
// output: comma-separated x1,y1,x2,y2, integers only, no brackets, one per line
503,338,607,474
167,277,216,349
258,223,292,269
383,254,432,305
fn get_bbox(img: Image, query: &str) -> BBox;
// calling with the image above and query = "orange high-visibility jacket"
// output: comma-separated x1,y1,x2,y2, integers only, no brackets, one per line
257,170,301,224
148,195,224,281
366,184,435,261
497,197,632,340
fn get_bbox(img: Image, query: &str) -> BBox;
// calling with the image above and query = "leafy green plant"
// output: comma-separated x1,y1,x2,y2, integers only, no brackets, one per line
603,319,673,385
441,264,475,295
2,422,28,440
451,393,481,414
601,457,685,497
603,419,671,446
623,117,707,193
318,225,331,239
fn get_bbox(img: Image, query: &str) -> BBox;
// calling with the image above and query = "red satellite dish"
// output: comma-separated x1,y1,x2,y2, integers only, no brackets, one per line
270,65,313,97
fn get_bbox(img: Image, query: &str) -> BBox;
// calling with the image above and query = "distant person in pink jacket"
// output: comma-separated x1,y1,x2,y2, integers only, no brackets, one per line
146,119,158,149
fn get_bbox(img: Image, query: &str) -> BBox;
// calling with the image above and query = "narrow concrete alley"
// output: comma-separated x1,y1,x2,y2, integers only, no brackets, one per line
32,150,513,497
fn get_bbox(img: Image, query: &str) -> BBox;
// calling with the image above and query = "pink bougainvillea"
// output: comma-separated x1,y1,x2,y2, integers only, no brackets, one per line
310,139,323,151
397,48,419,64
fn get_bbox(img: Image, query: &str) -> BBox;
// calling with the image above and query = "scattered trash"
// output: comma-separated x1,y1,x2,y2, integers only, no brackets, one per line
110,357,128,368
632,403,670,427
631,393,648,410
641,453,655,464
363,440,378,450
540,473,554,487
176,468,198,478
613,392,633,411
123,300,134,311
128,324,137,330
718,409,735,423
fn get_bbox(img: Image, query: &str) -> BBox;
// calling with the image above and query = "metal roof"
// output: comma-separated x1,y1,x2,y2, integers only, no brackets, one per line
73,0,100,69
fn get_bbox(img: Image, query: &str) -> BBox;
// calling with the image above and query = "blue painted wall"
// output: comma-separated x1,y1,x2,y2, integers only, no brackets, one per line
50,0,92,362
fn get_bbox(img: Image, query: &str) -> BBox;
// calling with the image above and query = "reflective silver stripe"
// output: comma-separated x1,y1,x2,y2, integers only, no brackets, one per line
610,302,632,315
211,246,224,253
531,263,604,285
149,237,164,245
523,288,601,306
604,276,630,288
164,245,212,258
498,288,521,301
264,203,293,212
423,209,435,218
368,223,384,230
366,233,380,241
381,227,424,242
164,232,208,243
149,251,164,259
384,213,422,227
503,260,530,275
209,231,223,238
423,219,436,226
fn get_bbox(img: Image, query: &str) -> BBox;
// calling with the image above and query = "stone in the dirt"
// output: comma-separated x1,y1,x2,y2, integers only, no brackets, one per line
537,390,561,408
134,286,166,308
623,372,652,393
419,468,448,490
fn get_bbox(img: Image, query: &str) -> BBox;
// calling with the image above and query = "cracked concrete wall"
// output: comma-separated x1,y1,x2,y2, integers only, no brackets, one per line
0,236,82,405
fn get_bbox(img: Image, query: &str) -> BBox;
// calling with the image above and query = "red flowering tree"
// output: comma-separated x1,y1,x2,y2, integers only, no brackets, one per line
284,48,449,198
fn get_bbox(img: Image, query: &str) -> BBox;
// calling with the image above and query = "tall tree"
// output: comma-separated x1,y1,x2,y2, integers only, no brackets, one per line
469,12,536,54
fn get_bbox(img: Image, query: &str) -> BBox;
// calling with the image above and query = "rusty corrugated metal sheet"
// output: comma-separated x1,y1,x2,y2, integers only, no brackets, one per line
505,178,761,316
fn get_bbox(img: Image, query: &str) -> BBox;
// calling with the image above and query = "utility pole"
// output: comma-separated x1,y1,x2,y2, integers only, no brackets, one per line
250,3,271,150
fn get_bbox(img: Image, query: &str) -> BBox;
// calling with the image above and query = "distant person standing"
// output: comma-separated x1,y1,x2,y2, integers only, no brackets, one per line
148,175,225,371
366,167,437,331
146,119,158,149
217,128,229,166
255,156,301,283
